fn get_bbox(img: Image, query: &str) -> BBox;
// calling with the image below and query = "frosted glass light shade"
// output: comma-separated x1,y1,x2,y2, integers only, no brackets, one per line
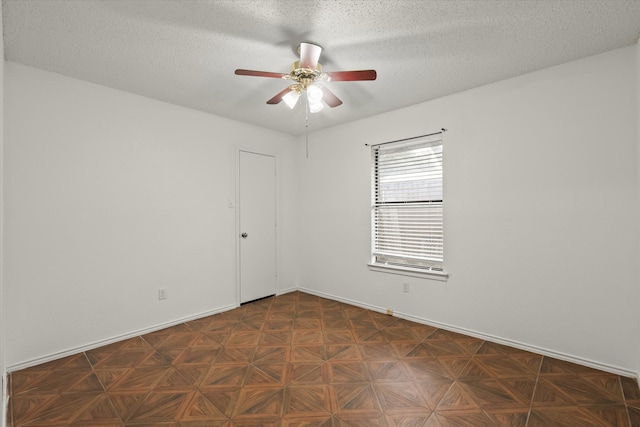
309,100,324,113
307,85,323,103
283,90,300,109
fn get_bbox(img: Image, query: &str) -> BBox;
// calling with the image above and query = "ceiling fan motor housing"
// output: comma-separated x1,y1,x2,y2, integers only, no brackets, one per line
287,61,325,89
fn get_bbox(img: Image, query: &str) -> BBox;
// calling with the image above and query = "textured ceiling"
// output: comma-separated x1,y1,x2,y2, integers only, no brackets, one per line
3,0,640,136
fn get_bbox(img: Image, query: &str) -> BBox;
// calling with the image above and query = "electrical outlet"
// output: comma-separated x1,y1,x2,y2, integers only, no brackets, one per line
403,281,410,293
386,308,393,316
158,288,167,300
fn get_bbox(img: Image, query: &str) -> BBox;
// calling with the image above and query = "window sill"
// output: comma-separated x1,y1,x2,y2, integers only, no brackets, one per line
368,263,449,281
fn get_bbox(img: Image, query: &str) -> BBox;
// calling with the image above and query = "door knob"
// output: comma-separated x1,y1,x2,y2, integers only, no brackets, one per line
241,233,248,238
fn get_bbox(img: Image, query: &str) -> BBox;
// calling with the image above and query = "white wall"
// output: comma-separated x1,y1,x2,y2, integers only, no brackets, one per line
636,39,640,382
0,3,5,424
3,62,298,369
2,41,638,385
297,45,639,375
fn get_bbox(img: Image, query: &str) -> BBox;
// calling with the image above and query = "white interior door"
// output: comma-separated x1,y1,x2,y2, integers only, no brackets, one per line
239,151,277,303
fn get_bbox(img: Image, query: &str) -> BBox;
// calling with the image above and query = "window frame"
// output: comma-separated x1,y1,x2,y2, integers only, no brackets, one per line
368,132,448,280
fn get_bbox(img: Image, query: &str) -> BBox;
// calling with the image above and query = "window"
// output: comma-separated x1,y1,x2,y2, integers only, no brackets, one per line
370,132,444,274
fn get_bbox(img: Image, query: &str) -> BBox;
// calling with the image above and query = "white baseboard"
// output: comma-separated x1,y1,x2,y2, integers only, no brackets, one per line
299,287,389,315
7,286,639,383
8,290,298,374
277,286,299,296
6,304,236,373
298,287,638,379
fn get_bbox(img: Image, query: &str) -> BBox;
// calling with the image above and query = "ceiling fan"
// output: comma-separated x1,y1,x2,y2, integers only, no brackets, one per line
235,42,377,113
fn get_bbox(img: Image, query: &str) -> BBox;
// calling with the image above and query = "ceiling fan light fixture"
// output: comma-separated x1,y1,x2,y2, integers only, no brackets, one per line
308,99,324,113
235,41,376,114
282,90,300,109
307,84,323,103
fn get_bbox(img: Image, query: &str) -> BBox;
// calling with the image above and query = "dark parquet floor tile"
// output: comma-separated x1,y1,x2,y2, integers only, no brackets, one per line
6,291,640,426
628,406,640,427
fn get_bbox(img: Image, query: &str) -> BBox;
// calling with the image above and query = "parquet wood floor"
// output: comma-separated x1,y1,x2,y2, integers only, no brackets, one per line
6,291,640,426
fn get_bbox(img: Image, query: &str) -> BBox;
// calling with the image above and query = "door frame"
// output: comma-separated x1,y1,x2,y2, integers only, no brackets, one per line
235,147,279,307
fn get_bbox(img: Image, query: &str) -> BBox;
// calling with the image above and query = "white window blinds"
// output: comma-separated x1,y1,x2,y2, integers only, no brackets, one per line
371,133,443,271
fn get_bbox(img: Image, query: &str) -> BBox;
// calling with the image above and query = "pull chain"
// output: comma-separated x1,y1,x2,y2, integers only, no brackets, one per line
305,94,309,159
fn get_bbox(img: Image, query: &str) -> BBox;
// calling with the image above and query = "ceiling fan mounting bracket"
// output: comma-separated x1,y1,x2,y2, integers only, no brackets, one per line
297,42,322,54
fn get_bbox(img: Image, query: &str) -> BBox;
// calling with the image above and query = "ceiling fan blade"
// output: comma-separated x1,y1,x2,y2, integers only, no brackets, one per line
266,87,294,105
320,86,343,107
235,69,286,79
299,42,322,69
325,70,377,81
